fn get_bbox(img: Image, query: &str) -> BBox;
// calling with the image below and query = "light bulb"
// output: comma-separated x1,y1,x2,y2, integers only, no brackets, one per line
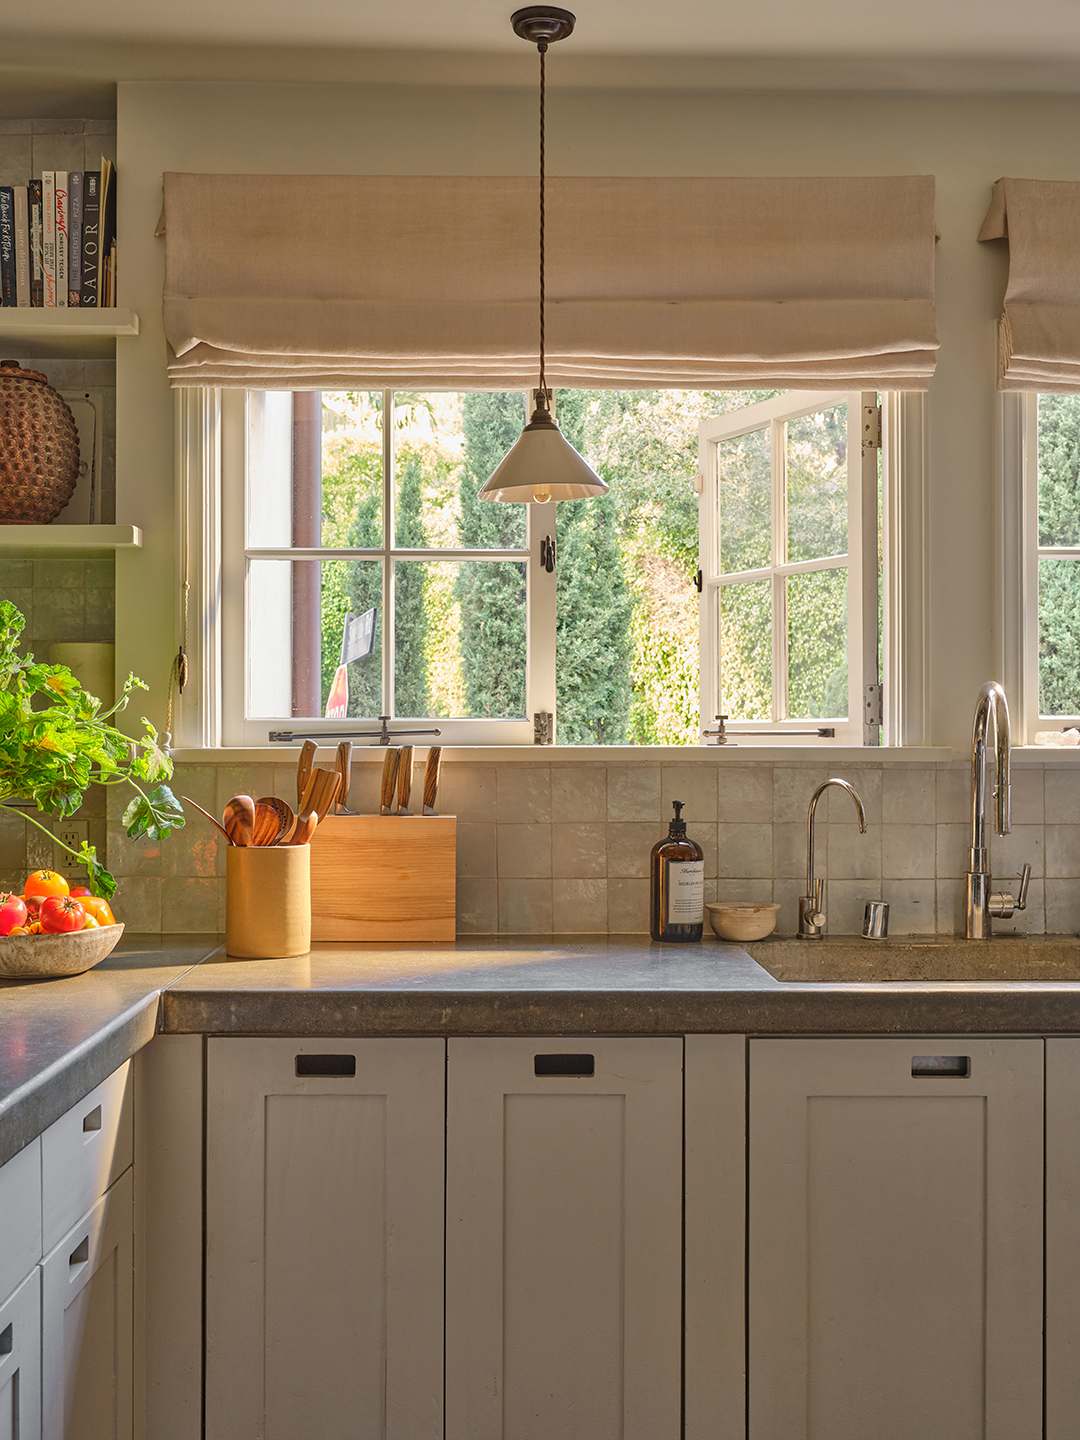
534,486,552,503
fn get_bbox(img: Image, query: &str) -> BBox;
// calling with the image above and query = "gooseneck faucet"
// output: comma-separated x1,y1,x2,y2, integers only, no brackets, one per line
966,681,1030,938
799,778,867,938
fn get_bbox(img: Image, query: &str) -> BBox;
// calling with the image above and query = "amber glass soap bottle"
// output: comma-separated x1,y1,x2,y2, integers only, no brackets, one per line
650,800,704,942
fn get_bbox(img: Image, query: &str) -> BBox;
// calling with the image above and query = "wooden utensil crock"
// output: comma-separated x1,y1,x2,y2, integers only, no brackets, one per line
225,844,311,958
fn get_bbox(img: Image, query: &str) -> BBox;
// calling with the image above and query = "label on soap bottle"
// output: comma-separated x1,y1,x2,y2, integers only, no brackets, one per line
666,860,704,924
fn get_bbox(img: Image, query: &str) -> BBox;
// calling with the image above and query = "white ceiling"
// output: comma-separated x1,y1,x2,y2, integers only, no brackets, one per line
5,0,1080,99
5,0,1080,58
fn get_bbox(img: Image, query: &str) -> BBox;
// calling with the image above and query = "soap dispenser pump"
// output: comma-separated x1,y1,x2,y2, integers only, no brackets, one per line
650,800,704,943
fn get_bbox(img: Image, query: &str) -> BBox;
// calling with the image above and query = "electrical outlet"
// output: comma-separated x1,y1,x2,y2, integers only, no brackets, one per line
53,821,89,879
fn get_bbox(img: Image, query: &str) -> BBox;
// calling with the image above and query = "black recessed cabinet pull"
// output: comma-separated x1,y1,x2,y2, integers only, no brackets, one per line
69,1237,89,1267
295,1054,356,1077
912,1055,970,1078
0,1324,11,1355
534,1053,595,1077
82,1105,102,1133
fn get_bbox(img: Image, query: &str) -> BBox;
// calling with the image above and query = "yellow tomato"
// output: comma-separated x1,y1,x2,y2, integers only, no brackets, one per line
24,870,69,900
82,914,100,929
80,896,116,927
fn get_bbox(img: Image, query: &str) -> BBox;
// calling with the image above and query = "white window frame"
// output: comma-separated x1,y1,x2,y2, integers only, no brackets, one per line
214,388,556,748
698,391,877,745
997,390,1080,744
174,386,929,751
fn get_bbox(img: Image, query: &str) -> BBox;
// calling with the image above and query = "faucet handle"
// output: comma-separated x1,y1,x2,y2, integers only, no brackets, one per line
806,878,826,927
1016,862,1031,910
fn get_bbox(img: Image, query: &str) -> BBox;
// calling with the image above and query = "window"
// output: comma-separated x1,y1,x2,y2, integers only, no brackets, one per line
698,392,881,746
1009,392,1080,739
201,386,901,750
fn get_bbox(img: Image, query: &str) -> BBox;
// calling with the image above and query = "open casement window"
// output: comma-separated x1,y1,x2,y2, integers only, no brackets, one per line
698,391,881,745
221,389,555,747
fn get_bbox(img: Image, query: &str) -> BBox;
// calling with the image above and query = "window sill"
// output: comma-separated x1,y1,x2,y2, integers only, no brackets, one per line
169,744,953,765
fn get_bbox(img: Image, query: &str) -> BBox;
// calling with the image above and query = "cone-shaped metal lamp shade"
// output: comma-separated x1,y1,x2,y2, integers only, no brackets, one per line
477,412,609,504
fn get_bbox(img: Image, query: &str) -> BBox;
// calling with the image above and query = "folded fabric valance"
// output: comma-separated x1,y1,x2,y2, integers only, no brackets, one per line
161,173,939,391
979,178,1080,393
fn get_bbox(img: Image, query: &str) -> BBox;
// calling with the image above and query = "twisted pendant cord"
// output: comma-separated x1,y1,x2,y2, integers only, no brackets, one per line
538,43,546,401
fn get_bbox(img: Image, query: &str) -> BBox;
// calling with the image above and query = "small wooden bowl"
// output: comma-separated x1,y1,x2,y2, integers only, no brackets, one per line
0,923,125,980
706,903,779,943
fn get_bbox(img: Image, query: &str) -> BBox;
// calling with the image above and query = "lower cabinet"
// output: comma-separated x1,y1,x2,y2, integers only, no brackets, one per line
41,1167,134,1440
747,1037,1044,1440
204,1037,445,1440
0,1271,41,1440
445,1037,684,1440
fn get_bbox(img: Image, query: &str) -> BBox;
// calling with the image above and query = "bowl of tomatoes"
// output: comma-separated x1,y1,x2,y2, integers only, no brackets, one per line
0,871,123,979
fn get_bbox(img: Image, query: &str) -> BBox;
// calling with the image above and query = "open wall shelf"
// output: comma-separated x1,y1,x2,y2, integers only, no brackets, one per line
0,309,139,360
0,524,141,552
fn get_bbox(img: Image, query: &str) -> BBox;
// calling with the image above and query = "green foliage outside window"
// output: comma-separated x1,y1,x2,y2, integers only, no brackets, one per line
1038,394,1080,715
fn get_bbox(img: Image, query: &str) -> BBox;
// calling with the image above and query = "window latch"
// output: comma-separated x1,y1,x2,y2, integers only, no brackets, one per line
540,535,556,573
533,711,554,745
694,568,703,594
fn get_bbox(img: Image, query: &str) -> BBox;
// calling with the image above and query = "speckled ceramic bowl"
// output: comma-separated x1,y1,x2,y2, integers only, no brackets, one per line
706,903,779,943
0,923,124,979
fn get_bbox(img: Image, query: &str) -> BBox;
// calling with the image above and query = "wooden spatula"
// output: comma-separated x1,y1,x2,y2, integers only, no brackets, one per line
251,800,283,846
298,767,342,825
256,795,295,845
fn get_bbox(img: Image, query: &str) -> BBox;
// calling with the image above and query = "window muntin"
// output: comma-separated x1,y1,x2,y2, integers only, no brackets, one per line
699,391,879,744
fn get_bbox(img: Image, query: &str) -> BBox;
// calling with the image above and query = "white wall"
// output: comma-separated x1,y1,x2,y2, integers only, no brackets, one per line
116,80,1080,751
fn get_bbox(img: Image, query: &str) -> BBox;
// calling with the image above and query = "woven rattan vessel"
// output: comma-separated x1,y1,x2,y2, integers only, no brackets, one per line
0,359,80,523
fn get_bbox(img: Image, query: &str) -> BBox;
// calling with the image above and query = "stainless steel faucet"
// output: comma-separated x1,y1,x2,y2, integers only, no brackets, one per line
799,778,867,938
965,681,1031,938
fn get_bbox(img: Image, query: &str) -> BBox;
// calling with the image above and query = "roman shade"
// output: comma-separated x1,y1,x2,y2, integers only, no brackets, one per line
161,172,939,390
979,178,1080,393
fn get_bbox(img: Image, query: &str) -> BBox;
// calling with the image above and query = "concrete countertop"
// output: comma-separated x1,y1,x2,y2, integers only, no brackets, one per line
0,934,220,1168
161,934,1080,1038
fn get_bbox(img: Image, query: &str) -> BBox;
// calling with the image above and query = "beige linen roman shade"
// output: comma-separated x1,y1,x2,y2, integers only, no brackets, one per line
161,172,939,390
980,178,1080,393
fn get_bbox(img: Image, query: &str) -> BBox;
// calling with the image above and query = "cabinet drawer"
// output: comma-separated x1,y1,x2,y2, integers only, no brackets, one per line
41,1063,133,1252
0,1140,41,1309
0,1268,42,1440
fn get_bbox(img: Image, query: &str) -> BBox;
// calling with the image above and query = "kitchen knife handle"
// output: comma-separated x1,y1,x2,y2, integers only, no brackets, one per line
397,745,415,813
297,739,317,807
423,747,442,814
380,748,400,813
336,741,353,814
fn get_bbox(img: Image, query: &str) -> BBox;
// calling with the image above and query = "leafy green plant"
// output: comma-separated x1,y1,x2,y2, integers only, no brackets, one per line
0,601,184,898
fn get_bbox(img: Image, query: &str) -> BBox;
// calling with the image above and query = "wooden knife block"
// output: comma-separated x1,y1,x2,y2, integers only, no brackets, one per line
309,815,457,942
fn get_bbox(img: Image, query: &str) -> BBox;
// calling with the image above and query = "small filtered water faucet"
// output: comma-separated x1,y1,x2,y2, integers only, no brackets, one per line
798,778,867,939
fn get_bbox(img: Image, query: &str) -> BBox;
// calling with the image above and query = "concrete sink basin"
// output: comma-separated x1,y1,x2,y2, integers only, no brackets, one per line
744,933,1080,982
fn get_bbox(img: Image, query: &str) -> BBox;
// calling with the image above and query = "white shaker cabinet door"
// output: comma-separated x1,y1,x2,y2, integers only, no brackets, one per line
445,1037,683,1440
748,1037,1043,1440
205,1038,445,1440
1045,1037,1080,1438
41,1168,134,1440
0,1271,41,1440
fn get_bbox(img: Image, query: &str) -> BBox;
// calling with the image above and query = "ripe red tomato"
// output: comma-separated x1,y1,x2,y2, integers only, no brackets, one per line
39,895,86,934
0,893,28,936
70,887,92,898
22,894,43,920
24,870,69,900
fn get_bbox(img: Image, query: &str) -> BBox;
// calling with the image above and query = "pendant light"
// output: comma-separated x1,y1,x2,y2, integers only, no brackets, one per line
478,6,609,505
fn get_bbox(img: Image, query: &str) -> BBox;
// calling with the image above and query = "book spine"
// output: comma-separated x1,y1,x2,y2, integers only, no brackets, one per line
0,188,15,307
80,172,99,307
42,172,56,307
13,187,29,307
29,180,43,307
54,171,68,308
98,159,115,308
67,170,82,306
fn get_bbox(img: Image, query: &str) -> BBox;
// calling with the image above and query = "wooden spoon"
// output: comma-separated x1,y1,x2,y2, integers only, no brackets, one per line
181,796,233,845
256,795,295,845
251,801,283,846
223,794,255,847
